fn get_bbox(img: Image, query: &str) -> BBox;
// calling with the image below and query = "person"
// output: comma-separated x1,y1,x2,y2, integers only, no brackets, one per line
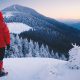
0,11,10,77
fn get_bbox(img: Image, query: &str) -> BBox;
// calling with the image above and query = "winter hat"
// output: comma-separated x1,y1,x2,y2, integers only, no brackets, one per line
0,11,4,21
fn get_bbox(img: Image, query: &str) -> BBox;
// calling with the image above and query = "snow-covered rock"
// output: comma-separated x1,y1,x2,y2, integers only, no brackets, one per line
7,22,32,34
1,58,80,80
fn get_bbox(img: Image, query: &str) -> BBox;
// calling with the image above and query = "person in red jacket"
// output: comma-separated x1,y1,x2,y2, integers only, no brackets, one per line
0,11,10,77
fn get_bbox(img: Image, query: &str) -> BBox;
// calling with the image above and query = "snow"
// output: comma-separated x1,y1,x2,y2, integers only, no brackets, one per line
13,5,17,10
1,58,80,80
3,12,13,18
68,44,80,69
7,22,32,34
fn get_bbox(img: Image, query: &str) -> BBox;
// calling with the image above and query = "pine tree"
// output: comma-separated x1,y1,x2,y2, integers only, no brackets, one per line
5,34,64,60
28,40,34,57
34,42,40,57
68,44,80,69
22,39,29,57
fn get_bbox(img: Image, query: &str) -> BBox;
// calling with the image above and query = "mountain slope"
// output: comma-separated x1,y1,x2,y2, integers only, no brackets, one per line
59,19,80,30
2,4,80,55
1,58,80,80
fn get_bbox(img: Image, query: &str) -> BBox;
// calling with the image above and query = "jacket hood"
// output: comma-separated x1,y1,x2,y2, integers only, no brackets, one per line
0,11,4,22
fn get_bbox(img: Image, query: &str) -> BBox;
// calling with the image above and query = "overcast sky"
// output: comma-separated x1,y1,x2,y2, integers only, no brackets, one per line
0,0,80,19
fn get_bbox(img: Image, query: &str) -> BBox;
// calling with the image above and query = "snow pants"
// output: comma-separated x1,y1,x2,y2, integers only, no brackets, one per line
0,48,5,61
0,48,5,71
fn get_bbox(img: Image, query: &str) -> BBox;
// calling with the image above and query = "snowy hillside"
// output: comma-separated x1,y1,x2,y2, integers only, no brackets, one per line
1,58,80,80
2,4,80,55
3,12,13,18
7,22,32,34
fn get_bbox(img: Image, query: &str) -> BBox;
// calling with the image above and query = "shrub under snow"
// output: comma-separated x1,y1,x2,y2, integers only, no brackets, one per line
68,44,80,69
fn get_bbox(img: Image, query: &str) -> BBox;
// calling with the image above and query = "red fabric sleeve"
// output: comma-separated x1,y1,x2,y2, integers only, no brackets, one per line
3,22,10,45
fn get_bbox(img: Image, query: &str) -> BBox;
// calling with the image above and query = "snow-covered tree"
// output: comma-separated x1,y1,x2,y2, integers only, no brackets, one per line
28,40,35,57
21,39,29,57
34,42,40,57
61,54,67,60
39,44,50,57
5,33,66,60
68,44,80,69
15,34,23,57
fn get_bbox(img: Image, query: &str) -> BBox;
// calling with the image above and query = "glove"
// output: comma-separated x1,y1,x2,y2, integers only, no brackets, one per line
7,45,10,50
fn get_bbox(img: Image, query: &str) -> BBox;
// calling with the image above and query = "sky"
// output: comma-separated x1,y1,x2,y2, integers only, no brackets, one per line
0,0,80,19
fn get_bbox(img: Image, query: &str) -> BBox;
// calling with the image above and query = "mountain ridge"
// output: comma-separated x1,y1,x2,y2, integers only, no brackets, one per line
2,4,80,57
2,5,80,32
58,19,80,30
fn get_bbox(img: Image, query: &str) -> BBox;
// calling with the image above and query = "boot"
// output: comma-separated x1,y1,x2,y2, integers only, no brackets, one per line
0,70,8,77
0,61,8,77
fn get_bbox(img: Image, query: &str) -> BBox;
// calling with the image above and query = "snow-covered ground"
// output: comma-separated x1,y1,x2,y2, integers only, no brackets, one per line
1,58,80,80
7,22,32,34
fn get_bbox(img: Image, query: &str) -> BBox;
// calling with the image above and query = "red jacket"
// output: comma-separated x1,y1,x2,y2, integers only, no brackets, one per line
0,11,10,48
